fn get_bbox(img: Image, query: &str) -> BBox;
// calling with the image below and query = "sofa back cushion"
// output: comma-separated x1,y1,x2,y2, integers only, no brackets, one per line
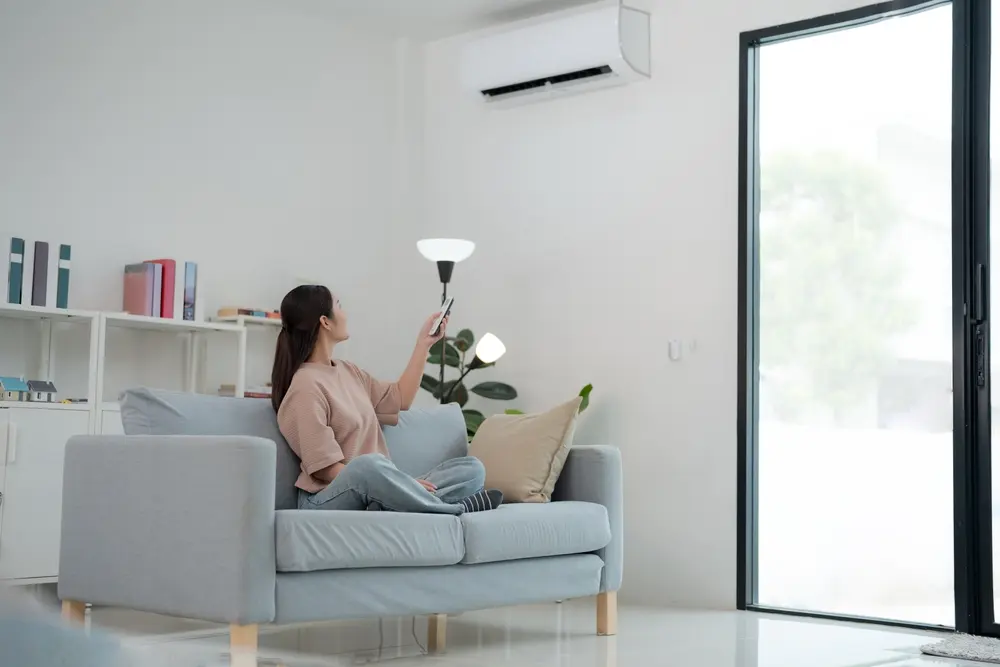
120,388,469,509
383,403,468,477
120,388,301,510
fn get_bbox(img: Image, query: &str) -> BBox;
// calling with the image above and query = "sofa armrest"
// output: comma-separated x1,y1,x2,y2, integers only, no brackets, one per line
58,435,277,625
553,445,623,592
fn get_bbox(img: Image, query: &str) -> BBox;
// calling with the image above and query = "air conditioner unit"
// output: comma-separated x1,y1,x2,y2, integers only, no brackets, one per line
461,4,651,106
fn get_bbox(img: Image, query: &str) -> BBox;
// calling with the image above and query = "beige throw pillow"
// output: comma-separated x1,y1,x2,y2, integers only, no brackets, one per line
469,396,583,503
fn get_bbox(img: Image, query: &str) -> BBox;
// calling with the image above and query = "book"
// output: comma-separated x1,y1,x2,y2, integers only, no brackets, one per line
219,384,271,399
150,262,162,318
217,307,278,319
31,241,48,307
183,261,197,321
123,263,155,316
145,259,175,318
22,237,34,308
6,238,24,304
45,242,58,308
172,260,185,320
56,244,71,308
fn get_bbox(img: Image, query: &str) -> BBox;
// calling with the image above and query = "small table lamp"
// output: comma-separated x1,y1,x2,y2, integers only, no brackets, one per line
443,333,507,402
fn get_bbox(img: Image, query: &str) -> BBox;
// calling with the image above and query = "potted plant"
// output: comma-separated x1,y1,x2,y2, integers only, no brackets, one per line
420,328,592,438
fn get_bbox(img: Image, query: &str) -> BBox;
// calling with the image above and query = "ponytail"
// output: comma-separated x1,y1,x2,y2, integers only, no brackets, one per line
271,329,298,411
271,285,334,411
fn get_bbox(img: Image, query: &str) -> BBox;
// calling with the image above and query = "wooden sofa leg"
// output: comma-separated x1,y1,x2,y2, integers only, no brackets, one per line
597,591,617,636
61,600,86,624
427,613,447,653
230,624,259,652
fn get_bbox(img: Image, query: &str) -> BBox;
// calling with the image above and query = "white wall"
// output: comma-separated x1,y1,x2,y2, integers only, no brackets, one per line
0,0,421,391
417,0,881,608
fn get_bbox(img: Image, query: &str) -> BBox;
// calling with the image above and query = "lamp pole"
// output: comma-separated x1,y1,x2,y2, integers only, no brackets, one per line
436,261,455,403
417,239,474,405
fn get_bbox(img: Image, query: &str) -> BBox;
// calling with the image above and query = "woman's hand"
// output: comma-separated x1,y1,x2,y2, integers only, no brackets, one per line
417,312,448,351
417,479,437,493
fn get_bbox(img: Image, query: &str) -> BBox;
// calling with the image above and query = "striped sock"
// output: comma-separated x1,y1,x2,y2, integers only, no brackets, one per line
460,489,503,513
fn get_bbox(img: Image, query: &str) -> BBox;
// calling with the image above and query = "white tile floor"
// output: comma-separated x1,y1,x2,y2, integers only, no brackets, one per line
69,599,978,667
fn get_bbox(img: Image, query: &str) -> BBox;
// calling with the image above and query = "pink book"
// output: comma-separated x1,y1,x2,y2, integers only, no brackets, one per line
123,263,155,316
145,259,176,318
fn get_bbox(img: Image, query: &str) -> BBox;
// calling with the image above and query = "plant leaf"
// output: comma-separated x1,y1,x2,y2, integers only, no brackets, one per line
427,340,461,368
463,409,485,436
428,339,459,359
451,382,469,407
470,382,517,401
454,329,475,353
504,408,524,415
578,383,593,412
421,374,440,394
433,380,457,400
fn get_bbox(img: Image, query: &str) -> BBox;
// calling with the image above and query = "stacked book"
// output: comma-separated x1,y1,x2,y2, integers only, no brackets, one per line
5,237,72,308
123,260,202,320
219,384,272,400
217,307,280,320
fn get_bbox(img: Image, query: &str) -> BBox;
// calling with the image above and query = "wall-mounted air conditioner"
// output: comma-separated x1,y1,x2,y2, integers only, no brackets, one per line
461,4,651,107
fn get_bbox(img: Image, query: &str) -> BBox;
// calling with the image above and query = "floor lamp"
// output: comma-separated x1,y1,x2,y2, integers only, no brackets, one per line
417,239,476,401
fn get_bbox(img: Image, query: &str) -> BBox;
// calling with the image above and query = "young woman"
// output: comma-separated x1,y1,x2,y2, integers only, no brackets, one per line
272,285,502,514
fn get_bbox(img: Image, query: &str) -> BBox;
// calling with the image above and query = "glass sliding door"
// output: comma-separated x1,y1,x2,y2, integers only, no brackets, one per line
990,0,1000,629
739,1,954,627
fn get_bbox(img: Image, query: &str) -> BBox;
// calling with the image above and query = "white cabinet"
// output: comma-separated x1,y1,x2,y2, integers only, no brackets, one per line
0,407,89,580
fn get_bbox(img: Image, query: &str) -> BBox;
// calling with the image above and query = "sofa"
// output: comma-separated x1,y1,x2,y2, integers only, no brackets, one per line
57,388,623,653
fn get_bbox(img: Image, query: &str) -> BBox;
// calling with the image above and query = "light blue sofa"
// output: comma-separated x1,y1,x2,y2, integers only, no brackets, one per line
57,388,623,652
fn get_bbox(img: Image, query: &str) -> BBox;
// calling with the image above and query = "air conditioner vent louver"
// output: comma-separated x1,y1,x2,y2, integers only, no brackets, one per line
481,65,614,98
462,5,651,107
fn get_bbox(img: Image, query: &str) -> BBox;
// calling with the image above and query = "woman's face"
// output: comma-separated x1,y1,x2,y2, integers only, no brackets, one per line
320,296,349,345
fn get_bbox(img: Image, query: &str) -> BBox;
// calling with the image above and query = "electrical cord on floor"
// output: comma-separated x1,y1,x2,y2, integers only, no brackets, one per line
410,616,427,655
361,616,426,663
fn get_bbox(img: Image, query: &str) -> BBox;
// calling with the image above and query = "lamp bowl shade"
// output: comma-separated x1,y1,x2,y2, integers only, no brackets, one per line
417,239,475,263
475,333,506,364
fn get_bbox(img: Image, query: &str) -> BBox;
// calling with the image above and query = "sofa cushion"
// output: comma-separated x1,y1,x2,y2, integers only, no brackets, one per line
275,510,464,572
460,501,611,564
120,387,300,511
468,397,582,503
383,404,468,477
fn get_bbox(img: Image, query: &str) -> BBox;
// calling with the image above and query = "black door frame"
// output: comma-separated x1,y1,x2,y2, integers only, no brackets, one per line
736,0,994,634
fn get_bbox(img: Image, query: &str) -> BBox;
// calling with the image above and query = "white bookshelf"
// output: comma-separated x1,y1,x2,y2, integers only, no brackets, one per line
4,401,89,412
105,311,245,334
0,305,100,583
213,314,281,328
0,307,259,584
0,302,99,323
96,313,248,420
0,303,100,409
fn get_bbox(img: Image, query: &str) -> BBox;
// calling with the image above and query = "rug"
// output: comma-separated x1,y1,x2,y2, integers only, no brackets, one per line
922,634,1000,663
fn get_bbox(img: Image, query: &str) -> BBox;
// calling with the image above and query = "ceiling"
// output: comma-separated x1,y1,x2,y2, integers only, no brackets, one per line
299,0,604,39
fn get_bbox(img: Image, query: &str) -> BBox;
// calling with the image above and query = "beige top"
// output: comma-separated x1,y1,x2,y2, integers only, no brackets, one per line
277,360,402,493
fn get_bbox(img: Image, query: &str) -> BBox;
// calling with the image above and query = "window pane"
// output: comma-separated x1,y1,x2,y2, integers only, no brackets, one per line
755,5,953,625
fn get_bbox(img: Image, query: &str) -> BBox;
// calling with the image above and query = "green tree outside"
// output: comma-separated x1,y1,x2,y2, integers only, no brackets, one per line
759,152,915,423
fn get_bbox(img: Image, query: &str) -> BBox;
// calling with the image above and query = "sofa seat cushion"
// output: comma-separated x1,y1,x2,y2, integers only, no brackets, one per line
460,501,611,565
276,510,464,572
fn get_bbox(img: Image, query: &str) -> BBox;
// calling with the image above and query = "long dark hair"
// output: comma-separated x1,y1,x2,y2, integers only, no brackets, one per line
271,285,334,411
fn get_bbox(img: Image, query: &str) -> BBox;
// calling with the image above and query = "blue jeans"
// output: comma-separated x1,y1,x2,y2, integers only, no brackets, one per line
298,453,486,514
